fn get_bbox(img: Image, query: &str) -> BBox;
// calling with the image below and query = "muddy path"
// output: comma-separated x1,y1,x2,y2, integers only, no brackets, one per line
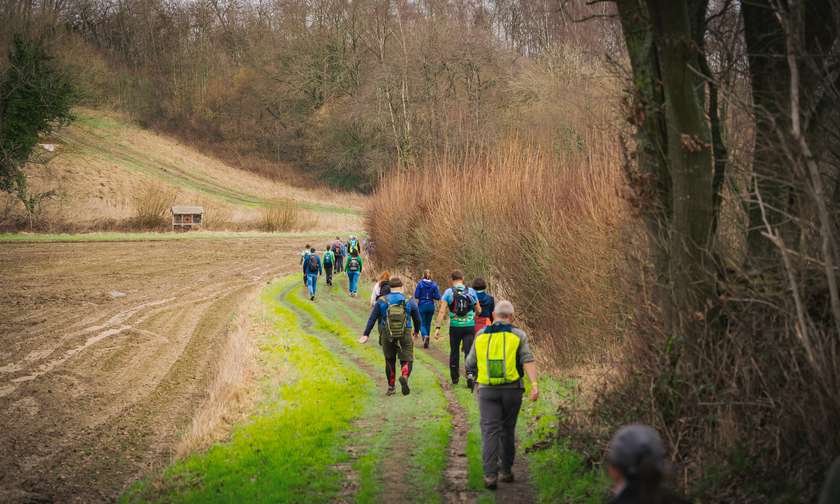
0,238,312,503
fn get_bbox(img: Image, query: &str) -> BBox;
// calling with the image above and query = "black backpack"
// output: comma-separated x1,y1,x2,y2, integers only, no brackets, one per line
308,254,318,272
450,287,472,317
347,257,360,272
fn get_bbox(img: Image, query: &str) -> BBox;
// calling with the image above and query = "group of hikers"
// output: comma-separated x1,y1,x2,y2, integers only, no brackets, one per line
300,236,365,300
296,249,840,502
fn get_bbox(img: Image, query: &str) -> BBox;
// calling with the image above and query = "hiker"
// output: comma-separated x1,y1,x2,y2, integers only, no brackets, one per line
465,300,538,490
345,249,363,297
370,271,391,307
300,244,311,285
359,276,420,396
605,424,689,504
348,235,361,256
434,270,481,387
304,247,323,301
473,277,495,334
414,270,441,349
333,237,344,273
340,241,348,273
323,245,336,286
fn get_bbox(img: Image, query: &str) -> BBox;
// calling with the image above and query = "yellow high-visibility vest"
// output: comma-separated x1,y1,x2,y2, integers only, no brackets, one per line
475,325,521,385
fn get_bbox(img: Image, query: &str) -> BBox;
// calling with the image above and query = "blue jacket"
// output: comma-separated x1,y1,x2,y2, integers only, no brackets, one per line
303,254,323,275
414,279,441,309
363,292,422,336
476,291,495,318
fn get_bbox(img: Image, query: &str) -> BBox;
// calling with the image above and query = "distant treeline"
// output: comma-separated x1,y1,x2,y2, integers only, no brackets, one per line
0,0,613,191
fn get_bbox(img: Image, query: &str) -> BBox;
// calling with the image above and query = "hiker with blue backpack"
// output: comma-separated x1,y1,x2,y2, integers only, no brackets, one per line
434,270,482,388
322,245,336,286
303,247,323,301
359,277,421,396
345,250,363,297
473,277,495,334
347,235,361,256
414,270,441,349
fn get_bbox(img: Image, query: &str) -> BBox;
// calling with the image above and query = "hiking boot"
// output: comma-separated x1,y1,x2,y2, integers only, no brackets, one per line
483,475,498,490
466,375,475,391
499,471,514,483
423,337,429,349
399,376,410,396
452,376,460,386
386,385,396,396
310,295,315,301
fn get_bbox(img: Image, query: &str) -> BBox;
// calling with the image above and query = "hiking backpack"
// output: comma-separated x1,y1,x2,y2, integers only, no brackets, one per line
450,287,472,318
308,254,318,272
348,239,360,255
333,243,342,254
347,257,360,272
382,300,408,341
323,252,333,265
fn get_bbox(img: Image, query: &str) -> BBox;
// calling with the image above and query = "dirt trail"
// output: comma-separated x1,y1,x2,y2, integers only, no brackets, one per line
0,238,306,503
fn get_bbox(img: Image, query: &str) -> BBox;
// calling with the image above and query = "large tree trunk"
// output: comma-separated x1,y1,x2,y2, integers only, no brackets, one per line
648,0,717,341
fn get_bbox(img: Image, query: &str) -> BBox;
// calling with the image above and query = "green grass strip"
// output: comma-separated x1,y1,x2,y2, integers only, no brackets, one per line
122,277,370,503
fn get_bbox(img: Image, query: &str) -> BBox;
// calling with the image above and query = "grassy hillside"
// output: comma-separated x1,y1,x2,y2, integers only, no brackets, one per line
0,108,365,232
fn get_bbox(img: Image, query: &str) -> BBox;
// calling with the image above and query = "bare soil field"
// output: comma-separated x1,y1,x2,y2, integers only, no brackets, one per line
0,236,314,503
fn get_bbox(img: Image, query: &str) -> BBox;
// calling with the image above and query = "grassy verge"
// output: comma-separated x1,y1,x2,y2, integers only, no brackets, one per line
122,277,370,503
520,378,607,503
0,231,351,243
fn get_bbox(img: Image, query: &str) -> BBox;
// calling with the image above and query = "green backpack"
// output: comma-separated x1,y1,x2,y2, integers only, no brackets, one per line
382,300,408,341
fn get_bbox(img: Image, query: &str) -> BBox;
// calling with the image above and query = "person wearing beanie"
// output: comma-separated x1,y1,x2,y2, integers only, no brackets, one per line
605,424,689,504
359,276,421,396
465,300,538,490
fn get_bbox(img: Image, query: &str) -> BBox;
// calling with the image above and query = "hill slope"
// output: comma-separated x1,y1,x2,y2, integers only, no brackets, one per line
0,108,365,231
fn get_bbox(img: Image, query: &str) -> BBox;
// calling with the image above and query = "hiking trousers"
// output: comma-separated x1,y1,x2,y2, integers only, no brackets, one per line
324,263,334,285
382,332,414,386
449,325,476,383
418,303,436,337
306,273,319,297
478,387,523,477
347,271,360,294
335,255,344,273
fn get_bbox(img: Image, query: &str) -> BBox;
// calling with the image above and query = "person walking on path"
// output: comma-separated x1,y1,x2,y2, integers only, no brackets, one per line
332,237,344,273
345,250,363,297
414,270,441,349
300,244,311,285
465,300,538,490
347,235,361,256
322,245,336,286
604,424,689,504
359,277,421,396
303,247,323,301
370,271,391,307
435,270,481,387
473,277,495,334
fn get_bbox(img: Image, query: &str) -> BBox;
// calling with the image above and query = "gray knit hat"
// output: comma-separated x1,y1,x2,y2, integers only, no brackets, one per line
606,424,666,477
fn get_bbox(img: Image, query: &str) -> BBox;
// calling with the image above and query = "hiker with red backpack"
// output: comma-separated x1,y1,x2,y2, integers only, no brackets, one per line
345,250,363,297
303,247,323,301
414,270,441,349
332,237,344,273
434,270,482,388
359,277,421,396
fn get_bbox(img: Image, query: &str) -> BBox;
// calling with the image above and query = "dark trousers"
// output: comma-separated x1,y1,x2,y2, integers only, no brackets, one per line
383,332,414,386
478,387,523,476
449,325,475,383
335,255,344,273
325,263,333,285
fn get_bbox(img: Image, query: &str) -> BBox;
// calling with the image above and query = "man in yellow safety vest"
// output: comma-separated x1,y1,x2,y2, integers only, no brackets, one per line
465,300,539,490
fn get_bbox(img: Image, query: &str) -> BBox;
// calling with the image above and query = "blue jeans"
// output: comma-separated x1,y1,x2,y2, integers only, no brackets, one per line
419,302,436,337
306,273,318,297
347,271,360,294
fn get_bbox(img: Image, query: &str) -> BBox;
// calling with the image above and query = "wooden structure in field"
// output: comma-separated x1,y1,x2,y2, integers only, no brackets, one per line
171,206,204,231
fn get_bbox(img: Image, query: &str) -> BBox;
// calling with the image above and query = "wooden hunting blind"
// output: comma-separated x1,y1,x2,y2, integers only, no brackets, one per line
171,206,204,231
